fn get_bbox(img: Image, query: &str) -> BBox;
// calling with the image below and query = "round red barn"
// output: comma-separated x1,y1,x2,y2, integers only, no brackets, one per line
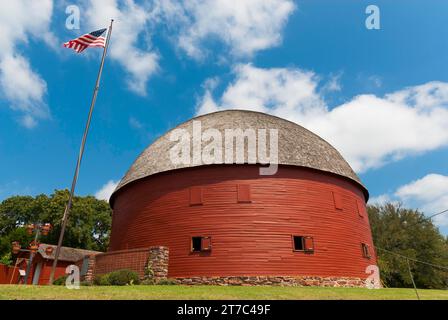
108,110,377,286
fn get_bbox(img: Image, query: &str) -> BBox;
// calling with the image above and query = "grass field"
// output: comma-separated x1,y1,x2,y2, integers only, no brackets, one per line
0,285,447,300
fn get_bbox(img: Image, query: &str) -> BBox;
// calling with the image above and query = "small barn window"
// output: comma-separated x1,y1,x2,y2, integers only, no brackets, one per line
201,237,212,251
362,243,371,259
190,187,203,206
293,236,304,251
293,235,314,253
191,236,212,252
332,192,343,210
237,184,251,203
303,237,315,252
356,200,366,218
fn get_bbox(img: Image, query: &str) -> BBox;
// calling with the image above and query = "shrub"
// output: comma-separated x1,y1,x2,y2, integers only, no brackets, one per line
141,278,155,285
107,269,140,286
94,273,111,286
0,253,13,266
53,275,68,286
144,261,154,278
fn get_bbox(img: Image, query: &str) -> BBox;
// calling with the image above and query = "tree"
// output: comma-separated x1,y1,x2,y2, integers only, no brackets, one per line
368,203,448,289
0,190,112,258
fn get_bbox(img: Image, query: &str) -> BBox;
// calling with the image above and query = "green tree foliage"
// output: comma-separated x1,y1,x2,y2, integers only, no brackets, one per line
0,190,112,258
0,252,13,266
368,203,448,289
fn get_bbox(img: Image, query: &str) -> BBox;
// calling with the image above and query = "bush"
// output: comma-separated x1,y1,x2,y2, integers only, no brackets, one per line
0,253,13,266
53,275,68,286
141,278,155,285
94,273,111,286
108,269,140,286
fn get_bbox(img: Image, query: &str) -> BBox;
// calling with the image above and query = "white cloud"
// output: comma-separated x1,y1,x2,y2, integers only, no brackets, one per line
396,174,448,227
371,174,448,228
387,81,448,109
0,0,54,128
166,0,296,59
196,64,448,172
322,73,342,93
0,54,49,126
197,64,326,116
368,194,392,206
396,174,448,204
309,85,448,172
80,0,295,94
83,0,159,95
20,114,39,129
0,0,294,121
95,180,118,202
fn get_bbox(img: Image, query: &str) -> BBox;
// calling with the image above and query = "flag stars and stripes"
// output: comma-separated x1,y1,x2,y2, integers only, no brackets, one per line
63,28,107,53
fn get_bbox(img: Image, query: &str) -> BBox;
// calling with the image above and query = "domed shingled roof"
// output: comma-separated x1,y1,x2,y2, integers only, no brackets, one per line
112,110,366,201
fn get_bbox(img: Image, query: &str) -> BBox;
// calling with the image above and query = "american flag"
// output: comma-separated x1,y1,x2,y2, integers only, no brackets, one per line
63,28,107,53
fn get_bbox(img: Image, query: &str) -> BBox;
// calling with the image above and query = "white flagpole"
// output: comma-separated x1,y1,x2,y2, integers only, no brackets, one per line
49,19,114,285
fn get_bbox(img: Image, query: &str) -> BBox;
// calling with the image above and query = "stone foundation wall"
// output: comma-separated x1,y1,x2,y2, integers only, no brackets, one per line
145,247,169,282
174,276,367,287
82,255,96,283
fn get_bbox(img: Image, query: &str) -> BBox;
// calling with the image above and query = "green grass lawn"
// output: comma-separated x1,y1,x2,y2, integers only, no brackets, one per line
0,285,447,300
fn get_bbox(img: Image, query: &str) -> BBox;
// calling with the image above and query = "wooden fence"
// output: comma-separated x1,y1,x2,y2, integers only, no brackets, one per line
0,263,19,284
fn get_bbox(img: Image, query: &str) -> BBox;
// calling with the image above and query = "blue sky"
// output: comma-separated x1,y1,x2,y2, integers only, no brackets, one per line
1,0,448,233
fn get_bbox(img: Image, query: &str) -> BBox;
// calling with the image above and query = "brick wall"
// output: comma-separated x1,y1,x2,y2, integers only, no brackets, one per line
92,247,169,280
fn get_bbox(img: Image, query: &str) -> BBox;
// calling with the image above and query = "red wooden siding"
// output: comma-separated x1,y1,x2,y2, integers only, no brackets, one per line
3,257,70,285
37,259,71,285
110,165,376,279
0,264,19,284
26,255,70,285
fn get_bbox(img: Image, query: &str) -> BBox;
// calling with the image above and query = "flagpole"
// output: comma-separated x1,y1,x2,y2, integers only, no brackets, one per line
49,19,114,285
